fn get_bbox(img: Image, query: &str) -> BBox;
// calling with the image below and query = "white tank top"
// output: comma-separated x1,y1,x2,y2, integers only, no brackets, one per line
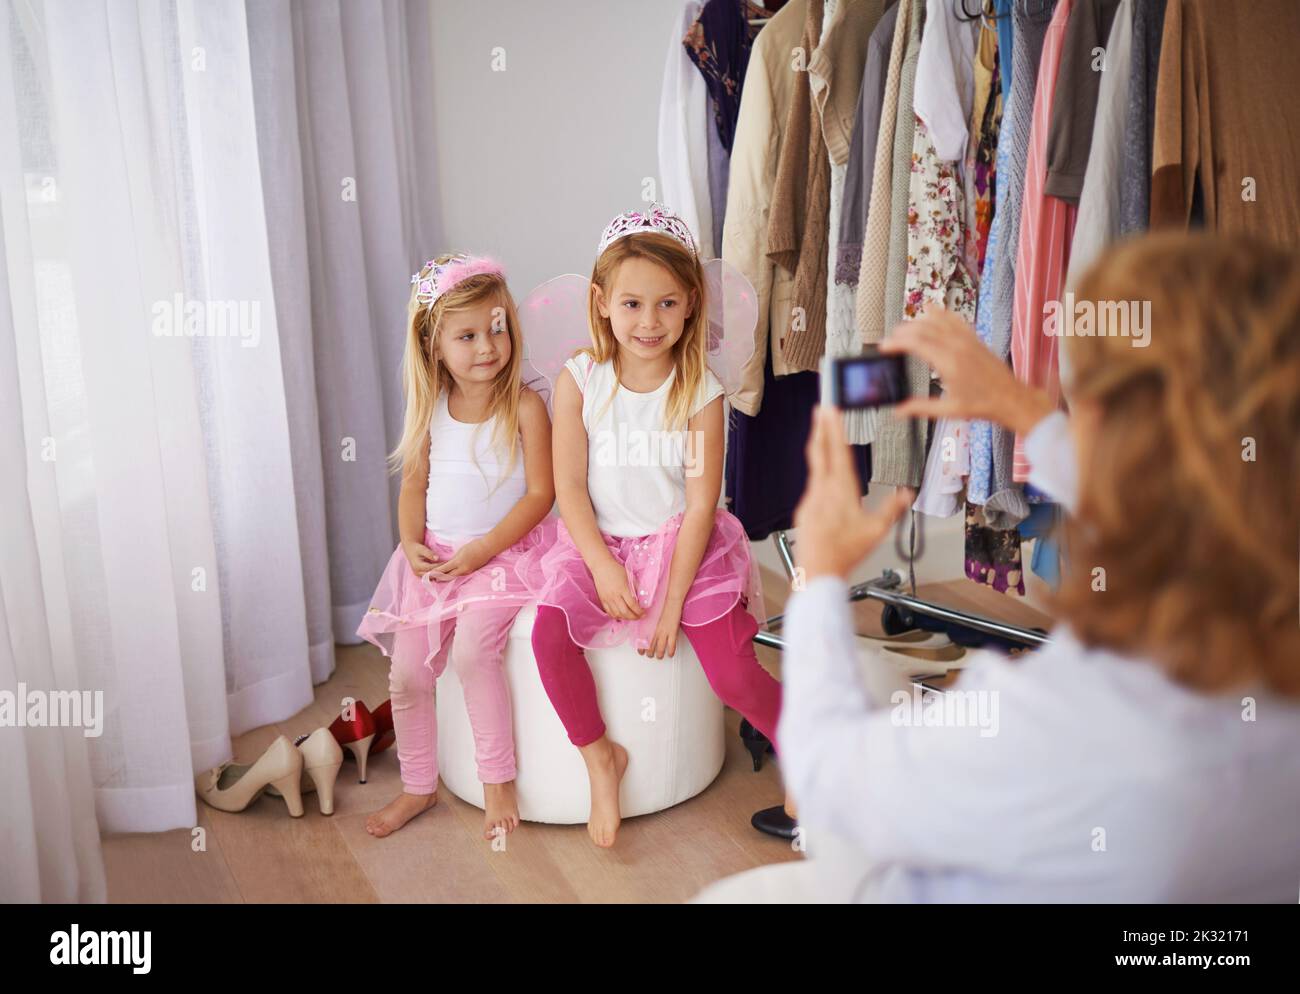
564,352,723,538
425,392,527,544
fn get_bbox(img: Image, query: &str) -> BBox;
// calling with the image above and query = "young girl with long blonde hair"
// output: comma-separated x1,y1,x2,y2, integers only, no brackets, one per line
521,205,784,848
357,254,554,841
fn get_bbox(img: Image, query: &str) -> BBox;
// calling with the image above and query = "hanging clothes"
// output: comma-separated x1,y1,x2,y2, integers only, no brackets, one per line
684,0,788,154
852,0,910,347
1118,0,1167,234
837,0,900,287
723,0,810,415
767,0,831,372
869,0,927,488
968,0,1056,527
1151,0,1300,245
816,0,894,448
964,502,1026,594
1066,0,1134,285
906,0,979,327
658,0,715,258
725,322,873,539
704,100,729,258
686,1,792,258
722,0,874,537
1043,0,1123,203
1009,0,1076,484
963,19,1001,277
1064,0,1135,390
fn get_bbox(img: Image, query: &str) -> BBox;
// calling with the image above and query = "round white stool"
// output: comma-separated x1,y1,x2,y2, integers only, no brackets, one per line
435,603,726,823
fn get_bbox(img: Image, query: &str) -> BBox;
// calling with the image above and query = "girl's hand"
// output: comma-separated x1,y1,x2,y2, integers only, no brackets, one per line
426,538,492,581
592,556,645,621
639,600,681,659
793,407,914,582
402,540,439,577
879,305,1055,435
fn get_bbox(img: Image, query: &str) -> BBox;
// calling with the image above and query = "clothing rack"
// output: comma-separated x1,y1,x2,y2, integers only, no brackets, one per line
752,529,1052,652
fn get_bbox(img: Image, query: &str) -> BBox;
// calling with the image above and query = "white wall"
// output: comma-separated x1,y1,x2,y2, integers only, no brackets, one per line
428,0,678,294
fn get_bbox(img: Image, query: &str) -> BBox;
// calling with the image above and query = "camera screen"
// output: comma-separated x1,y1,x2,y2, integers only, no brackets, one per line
836,355,907,408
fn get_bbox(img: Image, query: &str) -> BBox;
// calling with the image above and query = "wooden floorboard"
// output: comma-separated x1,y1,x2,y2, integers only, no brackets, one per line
102,577,1046,902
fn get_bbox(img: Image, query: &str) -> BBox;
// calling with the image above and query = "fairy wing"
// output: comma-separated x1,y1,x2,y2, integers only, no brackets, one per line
517,274,593,413
518,262,758,406
701,258,758,397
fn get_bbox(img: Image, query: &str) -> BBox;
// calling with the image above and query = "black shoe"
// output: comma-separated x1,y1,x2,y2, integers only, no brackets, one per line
739,718,776,772
751,805,798,840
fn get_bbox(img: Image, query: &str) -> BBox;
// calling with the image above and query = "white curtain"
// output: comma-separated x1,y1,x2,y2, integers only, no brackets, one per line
0,0,437,899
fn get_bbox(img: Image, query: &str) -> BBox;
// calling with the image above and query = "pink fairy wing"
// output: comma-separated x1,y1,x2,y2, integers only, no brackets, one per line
518,274,593,412
701,258,758,397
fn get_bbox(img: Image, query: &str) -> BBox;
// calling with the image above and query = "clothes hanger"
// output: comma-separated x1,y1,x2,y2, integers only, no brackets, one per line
956,0,1000,22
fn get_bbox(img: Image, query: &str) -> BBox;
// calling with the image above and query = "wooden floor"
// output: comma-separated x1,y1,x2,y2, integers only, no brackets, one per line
101,569,1050,903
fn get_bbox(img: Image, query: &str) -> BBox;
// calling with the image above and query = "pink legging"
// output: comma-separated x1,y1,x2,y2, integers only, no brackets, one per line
387,605,520,794
531,597,781,751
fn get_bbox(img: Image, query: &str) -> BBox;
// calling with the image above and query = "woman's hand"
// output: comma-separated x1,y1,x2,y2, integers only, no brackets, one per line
402,540,439,577
879,305,1056,435
640,599,682,659
592,555,645,621
426,538,492,581
793,407,914,582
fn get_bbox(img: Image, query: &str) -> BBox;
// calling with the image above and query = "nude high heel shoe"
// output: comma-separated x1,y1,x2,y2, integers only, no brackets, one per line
266,728,345,815
195,735,305,816
298,727,345,814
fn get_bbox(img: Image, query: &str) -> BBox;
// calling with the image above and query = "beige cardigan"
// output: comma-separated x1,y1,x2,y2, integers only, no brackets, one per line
810,0,887,167
721,0,809,416
853,0,908,346
766,0,828,373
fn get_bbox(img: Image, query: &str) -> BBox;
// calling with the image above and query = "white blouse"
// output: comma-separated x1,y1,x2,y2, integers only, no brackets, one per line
777,413,1300,901
564,352,723,538
424,392,526,546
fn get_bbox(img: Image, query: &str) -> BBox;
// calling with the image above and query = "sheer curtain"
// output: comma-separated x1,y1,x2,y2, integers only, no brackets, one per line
0,0,437,900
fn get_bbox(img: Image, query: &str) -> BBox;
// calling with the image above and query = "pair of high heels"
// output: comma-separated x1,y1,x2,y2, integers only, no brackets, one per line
328,698,394,783
195,728,344,817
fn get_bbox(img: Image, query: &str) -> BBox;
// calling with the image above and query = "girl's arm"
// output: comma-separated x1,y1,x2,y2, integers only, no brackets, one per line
472,387,556,557
552,368,642,619
642,395,724,657
399,435,437,574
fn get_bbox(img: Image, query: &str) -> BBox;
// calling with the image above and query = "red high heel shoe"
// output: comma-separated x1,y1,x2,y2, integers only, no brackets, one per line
371,699,394,757
329,700,377,783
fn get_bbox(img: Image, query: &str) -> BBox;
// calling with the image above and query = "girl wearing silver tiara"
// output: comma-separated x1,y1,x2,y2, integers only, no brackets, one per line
518,205,788,847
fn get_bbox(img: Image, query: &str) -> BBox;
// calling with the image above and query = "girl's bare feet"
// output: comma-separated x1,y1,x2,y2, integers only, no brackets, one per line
483,780,520,841
579,737,628,848
365,790,437,837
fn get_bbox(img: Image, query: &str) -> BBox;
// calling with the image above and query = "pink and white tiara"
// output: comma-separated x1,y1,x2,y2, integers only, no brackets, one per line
410,254,506,306
597,202,697,259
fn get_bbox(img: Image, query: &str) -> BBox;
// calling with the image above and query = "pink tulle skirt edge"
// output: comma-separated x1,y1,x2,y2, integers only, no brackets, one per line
355,518,559,665
516,509,767,652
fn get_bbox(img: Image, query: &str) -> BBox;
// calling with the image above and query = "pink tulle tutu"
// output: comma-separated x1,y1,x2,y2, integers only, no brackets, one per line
517,509,767,651
356,519,558,669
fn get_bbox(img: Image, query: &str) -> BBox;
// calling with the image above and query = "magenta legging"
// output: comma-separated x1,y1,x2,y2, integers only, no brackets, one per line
531,597,781,751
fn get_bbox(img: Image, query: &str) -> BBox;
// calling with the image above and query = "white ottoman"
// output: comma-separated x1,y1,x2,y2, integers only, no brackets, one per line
435,603,726,823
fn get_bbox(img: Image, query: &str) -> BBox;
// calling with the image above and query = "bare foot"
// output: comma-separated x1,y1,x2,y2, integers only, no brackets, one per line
580,738,628,848
784,792,798,820
365,790,437,838
483,780,520,841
